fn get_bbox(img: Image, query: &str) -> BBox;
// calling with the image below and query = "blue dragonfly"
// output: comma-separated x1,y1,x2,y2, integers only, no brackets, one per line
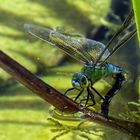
24,10,136,117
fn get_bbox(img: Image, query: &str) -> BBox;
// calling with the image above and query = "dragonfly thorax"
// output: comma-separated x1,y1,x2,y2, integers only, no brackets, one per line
81,63,125,84
72,72,89,90
81,63,112,84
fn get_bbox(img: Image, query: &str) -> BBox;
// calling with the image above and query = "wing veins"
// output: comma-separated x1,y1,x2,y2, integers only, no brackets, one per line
50,31,95,64
51,33,91,63
25,24,90,63
101,28,136,65
94,10,134,66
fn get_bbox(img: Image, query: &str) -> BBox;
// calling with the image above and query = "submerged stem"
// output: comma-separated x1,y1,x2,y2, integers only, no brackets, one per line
0,50,139,138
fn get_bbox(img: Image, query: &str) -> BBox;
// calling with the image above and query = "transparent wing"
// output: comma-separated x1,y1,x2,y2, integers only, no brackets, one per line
80,39,110,62
94,10,134,65
24,24,110,64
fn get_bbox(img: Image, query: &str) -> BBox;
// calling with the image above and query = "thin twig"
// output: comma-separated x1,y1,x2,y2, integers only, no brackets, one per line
0,50,139,138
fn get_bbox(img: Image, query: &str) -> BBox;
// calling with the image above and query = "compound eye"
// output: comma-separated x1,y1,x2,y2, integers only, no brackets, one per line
80,76,88,88
81,76,87,84
72,80,81,90
81,77,86,83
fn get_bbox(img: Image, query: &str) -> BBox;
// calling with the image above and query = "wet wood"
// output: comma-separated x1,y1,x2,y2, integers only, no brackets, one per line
0,50,139,138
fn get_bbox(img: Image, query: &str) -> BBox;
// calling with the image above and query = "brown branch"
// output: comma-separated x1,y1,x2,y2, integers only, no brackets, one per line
0,50,139,138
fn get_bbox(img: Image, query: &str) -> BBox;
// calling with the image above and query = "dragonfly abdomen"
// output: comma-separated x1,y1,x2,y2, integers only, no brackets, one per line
107,63,124,75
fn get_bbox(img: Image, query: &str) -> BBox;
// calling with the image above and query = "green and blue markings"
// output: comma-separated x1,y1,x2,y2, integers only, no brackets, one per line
24,10,136,117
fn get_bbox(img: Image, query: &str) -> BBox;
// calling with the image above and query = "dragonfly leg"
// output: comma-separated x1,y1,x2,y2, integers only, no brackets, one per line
87,87,96,106
101,73,125,117
85,90,90,106
79,98,87,104
79,90,90,106
90,86,105,100
74,89,84,101
64,88,75,95
79,99,87,107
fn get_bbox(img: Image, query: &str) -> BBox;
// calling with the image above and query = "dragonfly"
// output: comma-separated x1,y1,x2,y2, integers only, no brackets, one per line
24,10,136,117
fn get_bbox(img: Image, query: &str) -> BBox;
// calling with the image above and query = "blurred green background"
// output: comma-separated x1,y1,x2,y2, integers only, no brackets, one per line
0,0,139,140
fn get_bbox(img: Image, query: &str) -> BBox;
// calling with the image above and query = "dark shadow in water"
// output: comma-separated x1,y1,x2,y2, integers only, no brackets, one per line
0,1,93,42
0,120,50,127
29,0,94,30
0,99,49,110
0,33,26,40
0,9,49,42
0,9,47,32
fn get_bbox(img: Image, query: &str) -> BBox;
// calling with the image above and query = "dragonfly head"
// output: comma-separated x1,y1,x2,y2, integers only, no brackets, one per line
72,72,89,90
